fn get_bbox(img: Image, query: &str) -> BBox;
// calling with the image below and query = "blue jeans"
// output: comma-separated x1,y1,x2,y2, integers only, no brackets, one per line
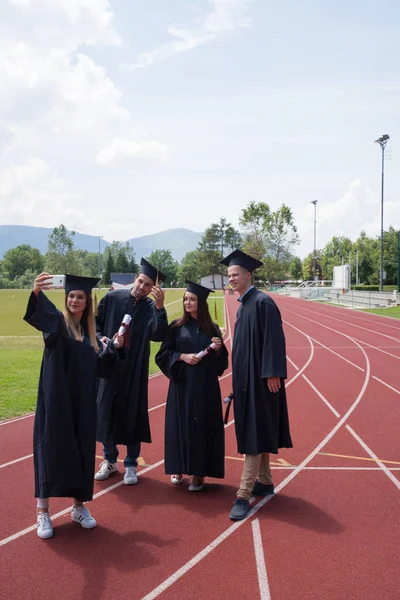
103,427,141,468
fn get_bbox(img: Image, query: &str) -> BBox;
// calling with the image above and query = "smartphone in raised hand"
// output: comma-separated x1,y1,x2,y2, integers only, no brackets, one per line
47,275,66,288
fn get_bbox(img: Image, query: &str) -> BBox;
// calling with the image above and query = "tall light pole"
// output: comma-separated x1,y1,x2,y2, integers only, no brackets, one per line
311,200,318,282
374,134,390,292
97,235,103,282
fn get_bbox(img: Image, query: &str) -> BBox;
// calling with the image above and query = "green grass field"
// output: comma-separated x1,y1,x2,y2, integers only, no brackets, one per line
0,289,225,420
360,305,400,319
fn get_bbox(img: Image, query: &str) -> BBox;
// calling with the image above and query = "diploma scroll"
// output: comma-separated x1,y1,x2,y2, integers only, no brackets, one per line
195,342,217,359
113,314,132,348
118,314,132,336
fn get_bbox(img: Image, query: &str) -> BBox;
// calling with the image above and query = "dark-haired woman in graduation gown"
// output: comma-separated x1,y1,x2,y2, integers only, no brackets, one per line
24,273,123,539
156,281,228,492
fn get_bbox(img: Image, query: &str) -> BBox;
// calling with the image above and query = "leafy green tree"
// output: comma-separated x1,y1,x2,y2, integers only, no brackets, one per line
179,250,201,283
383,226,399,285
74,250,100,277
290,256,303,281
147,249,178,284
197,218,241,286
103,249,115,285
45,224,82,274
2,245,44,280
239,201,269,260
319,236,353,281
302,252,323,281
239,202,300,283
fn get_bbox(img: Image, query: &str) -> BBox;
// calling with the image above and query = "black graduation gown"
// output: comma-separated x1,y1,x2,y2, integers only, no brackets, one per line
155,318,228,478
232,287,293,455
96,289,168,446
24,291,117,501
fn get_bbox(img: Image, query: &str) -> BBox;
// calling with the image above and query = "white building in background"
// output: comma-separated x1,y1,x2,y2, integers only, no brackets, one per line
332,265,350,290
200,274,229,289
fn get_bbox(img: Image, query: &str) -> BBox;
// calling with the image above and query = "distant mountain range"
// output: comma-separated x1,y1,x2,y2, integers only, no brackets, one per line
0,225,203,262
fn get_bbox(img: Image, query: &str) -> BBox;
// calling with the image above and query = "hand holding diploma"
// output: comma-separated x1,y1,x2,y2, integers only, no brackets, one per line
112,314,132,348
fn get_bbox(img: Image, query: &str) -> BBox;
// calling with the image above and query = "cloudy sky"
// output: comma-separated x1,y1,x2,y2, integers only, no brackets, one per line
0,0,399,258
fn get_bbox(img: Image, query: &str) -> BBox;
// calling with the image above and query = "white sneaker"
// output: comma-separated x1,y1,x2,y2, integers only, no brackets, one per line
71,506,97,529
37,512,53,539
94,460,118,481
124,466,138,485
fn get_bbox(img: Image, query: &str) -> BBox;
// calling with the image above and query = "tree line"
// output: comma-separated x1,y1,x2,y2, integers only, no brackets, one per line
0,205,398,289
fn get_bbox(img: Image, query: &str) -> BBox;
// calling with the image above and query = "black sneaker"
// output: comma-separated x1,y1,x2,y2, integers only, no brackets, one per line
252,481,274,496
230,498,250,520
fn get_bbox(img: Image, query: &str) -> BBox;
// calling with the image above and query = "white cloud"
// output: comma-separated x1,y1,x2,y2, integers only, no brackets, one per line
296,179,400,257
96,139,169,166
128,0,254,69
0,0,126,146
0,157,87,228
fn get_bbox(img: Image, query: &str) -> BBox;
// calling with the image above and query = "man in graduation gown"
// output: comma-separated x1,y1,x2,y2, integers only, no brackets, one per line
221,250,292,520
95,258,168,485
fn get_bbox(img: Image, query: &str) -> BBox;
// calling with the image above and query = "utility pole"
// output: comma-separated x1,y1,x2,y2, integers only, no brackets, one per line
311,200,318,281
97,236,103,282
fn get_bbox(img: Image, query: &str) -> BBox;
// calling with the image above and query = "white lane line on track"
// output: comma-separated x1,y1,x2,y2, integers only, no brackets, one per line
0,454,33,470
281,304,400,367
302,375,340,418
0,413,34,426
142,318,372,599
372,376,400,395
305,336,364,372
0,459,165,547
279,299,400,347
346,426,400,490
263,466,400,471
294,298,400,332
281,321,314,388
286,356,299,371
252,519,271,600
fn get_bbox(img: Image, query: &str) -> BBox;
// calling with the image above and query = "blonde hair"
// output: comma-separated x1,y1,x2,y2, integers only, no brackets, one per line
64,293,98,351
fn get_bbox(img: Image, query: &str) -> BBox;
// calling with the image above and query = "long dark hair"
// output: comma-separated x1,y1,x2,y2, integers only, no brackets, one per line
64,293,98,350
173,294,221,339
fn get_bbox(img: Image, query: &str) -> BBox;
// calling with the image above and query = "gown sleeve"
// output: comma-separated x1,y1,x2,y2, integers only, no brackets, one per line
155,322,183,380
214,324,229,376
259,298,287,379
96,294,108,338
150,307,169,342
96,339,125,379
23,291,64,347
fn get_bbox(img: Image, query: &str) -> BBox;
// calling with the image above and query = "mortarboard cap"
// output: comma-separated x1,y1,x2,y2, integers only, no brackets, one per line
185,280,215,301
65,274,101,295
220,249,263,273
140,258,167,284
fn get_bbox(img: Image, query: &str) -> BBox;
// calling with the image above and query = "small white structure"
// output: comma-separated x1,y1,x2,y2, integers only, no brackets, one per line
111,272,136,289
333,265,350,291
200,273,229,290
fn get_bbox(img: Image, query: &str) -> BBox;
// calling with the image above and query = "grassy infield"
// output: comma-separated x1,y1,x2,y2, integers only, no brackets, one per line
0,289,225,421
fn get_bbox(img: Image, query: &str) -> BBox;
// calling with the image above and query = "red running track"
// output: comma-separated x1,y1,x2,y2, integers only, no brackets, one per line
0,293,399,600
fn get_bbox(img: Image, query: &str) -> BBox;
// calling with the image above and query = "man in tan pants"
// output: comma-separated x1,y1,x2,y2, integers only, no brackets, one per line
220,250,293,521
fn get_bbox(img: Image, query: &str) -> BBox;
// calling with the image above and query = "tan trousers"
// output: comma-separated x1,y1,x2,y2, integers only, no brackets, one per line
237,453,273,501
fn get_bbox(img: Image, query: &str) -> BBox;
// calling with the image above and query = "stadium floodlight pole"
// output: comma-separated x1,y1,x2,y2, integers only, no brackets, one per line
374,134,390,292
311,200,318,282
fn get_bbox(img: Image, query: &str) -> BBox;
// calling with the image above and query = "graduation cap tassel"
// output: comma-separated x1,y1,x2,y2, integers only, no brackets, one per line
155,270,159,287
214,299,218,321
